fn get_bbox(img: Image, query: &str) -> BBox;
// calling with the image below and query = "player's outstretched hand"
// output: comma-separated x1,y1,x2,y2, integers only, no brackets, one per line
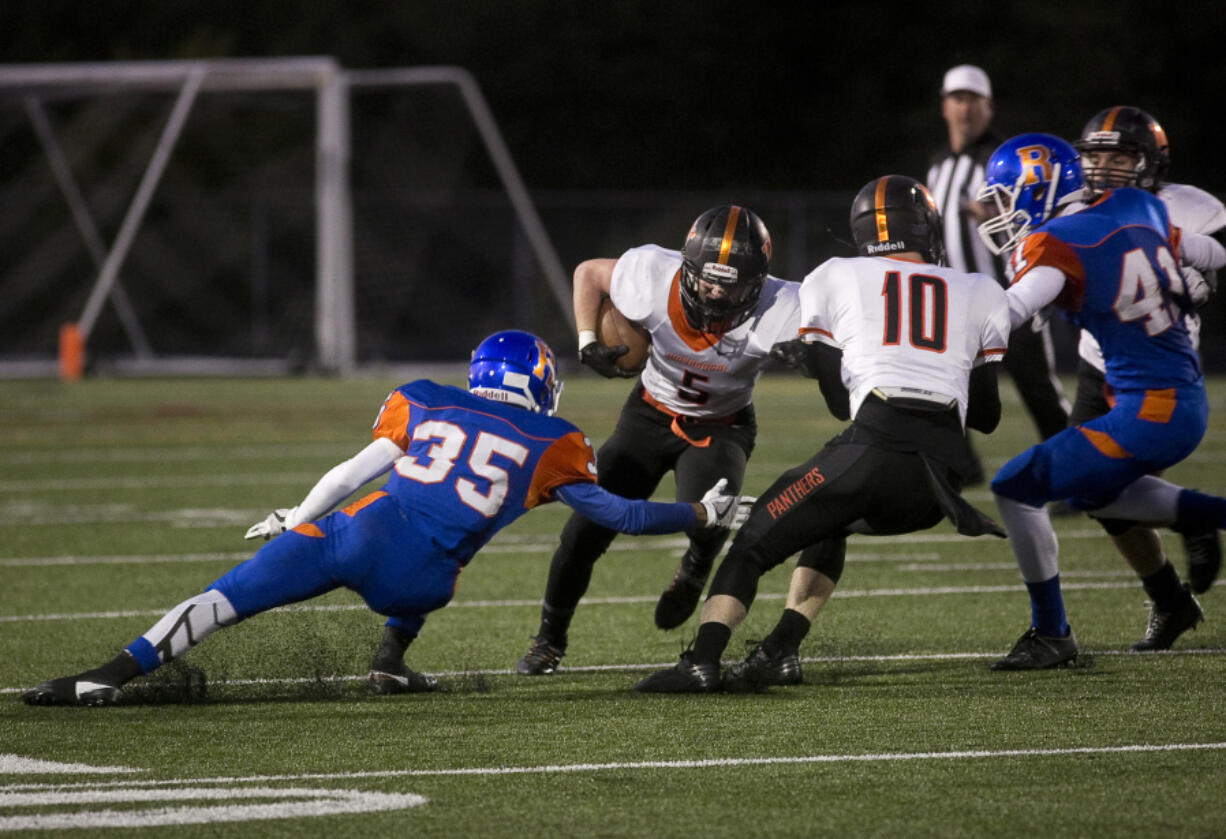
244,508,293,541
699,478,756,530
579,341,638,379
769,339,818,378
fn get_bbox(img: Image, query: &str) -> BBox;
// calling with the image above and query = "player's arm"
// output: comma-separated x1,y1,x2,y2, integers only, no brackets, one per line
1005,265,1066,328
770,338,850,421
1171,229,1225,307
552,480,753,534
243,437,402,540
1176,229,1226,273
574,258,616,334
573,258,635,378
965,364,1001,433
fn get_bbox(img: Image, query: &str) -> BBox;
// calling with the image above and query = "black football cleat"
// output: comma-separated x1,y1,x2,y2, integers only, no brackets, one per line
655,552,714,630
23,674,122,707
367,661,438,695
1179,526,1222,595
722,642,803,693
634,652,720,693
654,570,708,630
991,627,1078,671
1131,585,1204,652
515,636,566,675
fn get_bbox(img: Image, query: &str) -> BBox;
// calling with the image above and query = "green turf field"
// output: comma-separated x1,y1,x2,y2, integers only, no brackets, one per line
2,373,1224,836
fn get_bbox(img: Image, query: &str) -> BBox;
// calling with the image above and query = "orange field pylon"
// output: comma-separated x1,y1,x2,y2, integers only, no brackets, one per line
58,322,84,381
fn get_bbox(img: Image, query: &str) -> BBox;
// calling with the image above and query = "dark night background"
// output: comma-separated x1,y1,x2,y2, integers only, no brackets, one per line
7,1,1223,190
2,1,1225,369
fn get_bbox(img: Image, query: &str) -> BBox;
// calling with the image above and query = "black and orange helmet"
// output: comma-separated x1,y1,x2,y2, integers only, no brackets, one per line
849,176,945,265
1073,106,1170,194
679,205,772,333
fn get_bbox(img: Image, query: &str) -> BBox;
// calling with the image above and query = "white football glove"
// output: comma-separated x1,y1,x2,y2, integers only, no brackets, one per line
699,478,756,530
1182,264,1213,308
244,508,293,541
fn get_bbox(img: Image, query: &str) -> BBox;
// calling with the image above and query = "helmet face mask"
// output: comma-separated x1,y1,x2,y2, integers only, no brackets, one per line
468,330,563,415
1079,149,1146,194
1073,106,1169,196
679,205,771,333
849,175,945,265
976,133,1085,256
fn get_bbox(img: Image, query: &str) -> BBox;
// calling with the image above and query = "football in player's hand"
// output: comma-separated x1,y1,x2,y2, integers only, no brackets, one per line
596,298,650,373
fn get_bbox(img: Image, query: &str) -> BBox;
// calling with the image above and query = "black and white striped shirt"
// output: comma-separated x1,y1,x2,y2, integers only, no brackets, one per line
926,129,1007,287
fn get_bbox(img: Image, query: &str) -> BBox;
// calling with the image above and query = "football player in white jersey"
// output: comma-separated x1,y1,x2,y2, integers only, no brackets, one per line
637,176,1011,693
1069,107,1226,648
516,205,801,675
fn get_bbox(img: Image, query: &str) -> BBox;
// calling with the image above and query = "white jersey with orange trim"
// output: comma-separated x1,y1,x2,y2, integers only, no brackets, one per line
609,244,800,418
1078,182,1226,371
797,255,1010,427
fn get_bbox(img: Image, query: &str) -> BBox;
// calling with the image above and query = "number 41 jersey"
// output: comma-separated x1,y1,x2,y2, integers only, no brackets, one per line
1009,187,1202,391
797,255,1010,426
371,380,597,563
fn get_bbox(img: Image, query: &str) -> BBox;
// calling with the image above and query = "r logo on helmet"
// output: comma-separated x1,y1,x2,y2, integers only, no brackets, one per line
1015,145,1053,185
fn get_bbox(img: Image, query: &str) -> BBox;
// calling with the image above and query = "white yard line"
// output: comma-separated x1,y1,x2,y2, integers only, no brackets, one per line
0,474,321,492
2,742,1223,788
6,574,1221,624
3,645,1222,697
0,444,348,465
0,577,1182,625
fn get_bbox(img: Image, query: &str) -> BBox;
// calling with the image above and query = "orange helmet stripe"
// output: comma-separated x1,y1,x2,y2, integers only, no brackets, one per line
874,177,890,242
717,206,742,264
1101,106,1121,132
1150,120,1168,151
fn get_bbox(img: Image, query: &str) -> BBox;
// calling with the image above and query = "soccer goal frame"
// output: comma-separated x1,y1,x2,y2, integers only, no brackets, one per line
0,57,568,378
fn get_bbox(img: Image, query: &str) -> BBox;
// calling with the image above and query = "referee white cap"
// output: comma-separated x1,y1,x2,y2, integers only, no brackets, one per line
941,65,992,99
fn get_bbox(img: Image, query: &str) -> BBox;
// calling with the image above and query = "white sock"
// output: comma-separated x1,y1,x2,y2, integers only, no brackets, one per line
995,494,1060,582
140,589,238,666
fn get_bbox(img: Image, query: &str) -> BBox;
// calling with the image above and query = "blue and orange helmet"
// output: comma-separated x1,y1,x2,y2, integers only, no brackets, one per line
468,330,563,415
976,132,1085,256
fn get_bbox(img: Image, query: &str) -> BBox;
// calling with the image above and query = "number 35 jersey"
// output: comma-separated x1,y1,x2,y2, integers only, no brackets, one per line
797,255,1010,427
1010,187,1202,391
371,380,597,563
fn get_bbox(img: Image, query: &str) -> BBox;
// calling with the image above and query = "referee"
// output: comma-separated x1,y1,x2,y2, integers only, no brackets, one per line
925,64,1070,483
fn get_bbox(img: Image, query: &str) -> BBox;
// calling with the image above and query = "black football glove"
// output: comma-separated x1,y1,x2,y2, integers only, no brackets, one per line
579,341,638,379
769,339,818,378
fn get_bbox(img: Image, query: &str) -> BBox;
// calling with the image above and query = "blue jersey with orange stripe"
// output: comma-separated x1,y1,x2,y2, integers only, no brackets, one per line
371,380,596,563
1011,187,1202,391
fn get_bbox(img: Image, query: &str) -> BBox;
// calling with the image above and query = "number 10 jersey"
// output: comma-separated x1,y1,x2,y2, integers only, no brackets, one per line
797,254,1010,427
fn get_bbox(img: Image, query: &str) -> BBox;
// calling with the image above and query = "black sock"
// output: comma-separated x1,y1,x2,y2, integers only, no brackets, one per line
690,622,732,666
763,609,811,656
371,626,413,668
89,651,142,687
1141,562,1186,611
537,604,574,649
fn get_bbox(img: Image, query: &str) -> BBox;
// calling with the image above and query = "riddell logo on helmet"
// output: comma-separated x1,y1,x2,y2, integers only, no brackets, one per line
866,241,903,254
1084,130,1122,145
702,262,739,281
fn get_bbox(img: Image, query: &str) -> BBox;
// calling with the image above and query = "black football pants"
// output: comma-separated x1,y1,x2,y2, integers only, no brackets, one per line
540,386,756,618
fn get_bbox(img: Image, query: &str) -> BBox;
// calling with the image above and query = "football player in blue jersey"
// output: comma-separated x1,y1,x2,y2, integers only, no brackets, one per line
1067,107,1226,649
22,330,754,706
976,133,1226,670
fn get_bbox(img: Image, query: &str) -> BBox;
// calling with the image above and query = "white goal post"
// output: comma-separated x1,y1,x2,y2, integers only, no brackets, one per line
0,57,569,378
